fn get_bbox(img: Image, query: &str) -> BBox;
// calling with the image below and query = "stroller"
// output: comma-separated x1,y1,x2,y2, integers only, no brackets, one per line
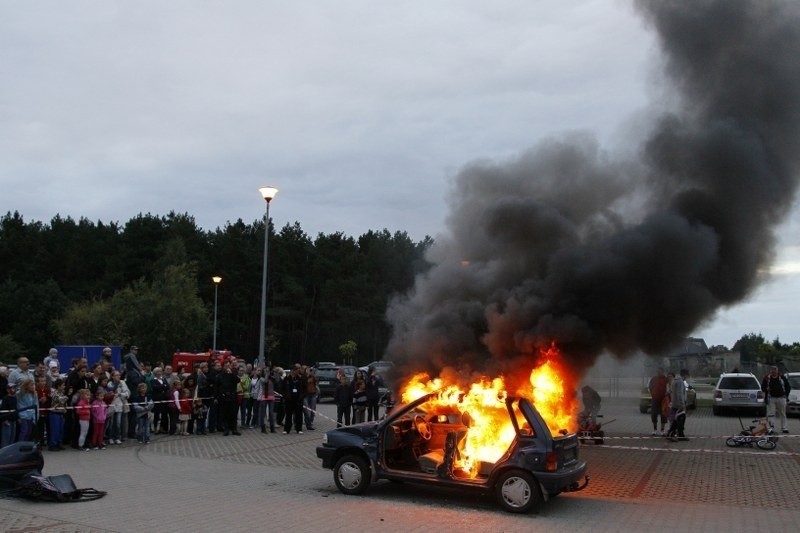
578,413,615,445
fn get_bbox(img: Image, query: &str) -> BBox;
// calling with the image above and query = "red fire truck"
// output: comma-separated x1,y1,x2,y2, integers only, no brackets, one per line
172,350,241,376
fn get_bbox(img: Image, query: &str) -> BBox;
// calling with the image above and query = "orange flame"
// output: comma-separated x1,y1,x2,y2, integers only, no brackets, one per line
398,343,580,478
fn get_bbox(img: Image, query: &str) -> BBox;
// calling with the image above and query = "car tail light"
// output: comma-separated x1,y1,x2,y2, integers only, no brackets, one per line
546,451,558,472
713,390,721,399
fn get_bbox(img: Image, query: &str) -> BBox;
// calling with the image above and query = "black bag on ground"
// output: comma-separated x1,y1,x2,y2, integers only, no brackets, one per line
15,470,106,502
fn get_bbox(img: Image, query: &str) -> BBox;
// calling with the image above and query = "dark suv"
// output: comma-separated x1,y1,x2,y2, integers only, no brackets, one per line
316,391,588,513
316,365,357,400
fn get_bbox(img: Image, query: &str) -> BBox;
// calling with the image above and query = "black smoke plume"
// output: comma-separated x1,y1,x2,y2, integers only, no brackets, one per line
386,0,800,380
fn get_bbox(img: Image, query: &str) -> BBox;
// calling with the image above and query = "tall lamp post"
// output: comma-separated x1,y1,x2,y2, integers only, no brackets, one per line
212,276,222,351
258,186,279,369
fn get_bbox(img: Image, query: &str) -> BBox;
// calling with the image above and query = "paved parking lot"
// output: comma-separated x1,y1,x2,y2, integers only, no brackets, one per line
1,398,799,532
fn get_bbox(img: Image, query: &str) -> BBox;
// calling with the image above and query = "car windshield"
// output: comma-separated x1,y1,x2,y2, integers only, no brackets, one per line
787,375,800,389
718,376,760,389
316,369,338,380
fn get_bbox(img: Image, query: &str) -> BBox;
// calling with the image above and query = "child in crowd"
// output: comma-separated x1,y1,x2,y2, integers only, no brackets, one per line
48,378,68,451
131,383,154,444
90,390,108,449
0,383,19,448
193,398,208,435
75,389,92,451
178,388,192,435
16,378,39,442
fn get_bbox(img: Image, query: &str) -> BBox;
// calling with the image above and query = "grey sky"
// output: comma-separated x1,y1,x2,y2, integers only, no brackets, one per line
2,1,798,348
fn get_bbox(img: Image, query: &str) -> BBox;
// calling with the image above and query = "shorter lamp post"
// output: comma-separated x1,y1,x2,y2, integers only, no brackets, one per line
212,276,222,351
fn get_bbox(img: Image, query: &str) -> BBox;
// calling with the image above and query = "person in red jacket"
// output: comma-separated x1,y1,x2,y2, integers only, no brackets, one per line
74,389,92,451
89,390,108,449
648,368,668,436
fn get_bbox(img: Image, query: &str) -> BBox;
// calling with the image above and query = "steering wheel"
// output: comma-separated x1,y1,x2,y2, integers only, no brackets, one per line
413,414,432,441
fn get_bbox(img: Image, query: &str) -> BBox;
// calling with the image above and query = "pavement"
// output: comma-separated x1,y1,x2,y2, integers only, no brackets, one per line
1,399,799,532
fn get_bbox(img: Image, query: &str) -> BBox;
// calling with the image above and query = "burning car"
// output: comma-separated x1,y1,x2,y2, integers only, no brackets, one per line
316,367,588,514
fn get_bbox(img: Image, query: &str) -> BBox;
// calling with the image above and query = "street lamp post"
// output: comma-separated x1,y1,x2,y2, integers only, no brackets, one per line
258,186,279,369
212,276,222,351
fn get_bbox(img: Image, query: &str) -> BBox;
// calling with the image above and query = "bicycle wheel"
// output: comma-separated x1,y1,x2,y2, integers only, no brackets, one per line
725,437,741,447
756,438,776,450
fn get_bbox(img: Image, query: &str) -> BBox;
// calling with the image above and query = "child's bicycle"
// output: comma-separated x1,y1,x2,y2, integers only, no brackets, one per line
725,415,779,450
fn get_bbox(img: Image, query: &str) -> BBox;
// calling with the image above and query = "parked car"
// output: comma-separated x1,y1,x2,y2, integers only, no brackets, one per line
316,391,588,513
712,372,766,416
639,382,697,413
359,360,395,398
316,365,357,400
785,372,800,417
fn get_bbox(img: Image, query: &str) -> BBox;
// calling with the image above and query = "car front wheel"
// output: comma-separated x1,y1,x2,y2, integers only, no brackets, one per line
333,454,371,495
495,470,541,513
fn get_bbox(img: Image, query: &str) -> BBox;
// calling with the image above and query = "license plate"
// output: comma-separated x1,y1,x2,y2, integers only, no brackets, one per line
563,446,577,462
730,393,750,399
320,381,330,385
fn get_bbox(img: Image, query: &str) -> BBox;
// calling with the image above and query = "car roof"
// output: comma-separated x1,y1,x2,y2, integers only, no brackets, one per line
317,365,356,372
718,372,758,377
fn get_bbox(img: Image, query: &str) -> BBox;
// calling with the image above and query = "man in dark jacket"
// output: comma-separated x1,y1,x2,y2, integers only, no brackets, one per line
581,385,602,425
365,369,384,422
216,361,240,436
150,367,170,434
206,361,221,432
282,366,305,434
762,366,792,433
334,374,353,428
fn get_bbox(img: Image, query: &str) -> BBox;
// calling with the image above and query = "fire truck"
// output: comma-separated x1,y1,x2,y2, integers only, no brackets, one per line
172,350,241,376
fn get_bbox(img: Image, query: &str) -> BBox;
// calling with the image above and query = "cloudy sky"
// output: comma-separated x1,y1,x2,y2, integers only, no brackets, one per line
2,1,798,349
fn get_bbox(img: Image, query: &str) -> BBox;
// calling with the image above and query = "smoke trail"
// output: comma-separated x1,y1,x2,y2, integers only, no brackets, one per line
386,0,800,378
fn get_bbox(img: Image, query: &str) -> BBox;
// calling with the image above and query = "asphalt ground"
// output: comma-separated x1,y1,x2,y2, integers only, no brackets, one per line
0,398,799,532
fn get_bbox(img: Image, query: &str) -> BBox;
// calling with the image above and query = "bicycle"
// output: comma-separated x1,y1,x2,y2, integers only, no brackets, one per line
725,415,779,450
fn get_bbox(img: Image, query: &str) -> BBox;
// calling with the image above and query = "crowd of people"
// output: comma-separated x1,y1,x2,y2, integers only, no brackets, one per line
0,347,392,451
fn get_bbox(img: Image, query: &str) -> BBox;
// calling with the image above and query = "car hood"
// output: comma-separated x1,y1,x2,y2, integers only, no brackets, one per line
326,421,380,439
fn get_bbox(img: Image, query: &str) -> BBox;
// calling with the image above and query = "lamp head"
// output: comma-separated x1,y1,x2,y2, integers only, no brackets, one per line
259,186,279,203
212,276,222,284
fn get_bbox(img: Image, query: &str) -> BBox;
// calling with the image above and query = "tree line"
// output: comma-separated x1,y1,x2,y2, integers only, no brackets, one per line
0,211,432,369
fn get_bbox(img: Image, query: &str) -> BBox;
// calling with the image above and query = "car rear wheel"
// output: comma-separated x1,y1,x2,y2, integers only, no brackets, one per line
333,454,371,495
495,470,541,514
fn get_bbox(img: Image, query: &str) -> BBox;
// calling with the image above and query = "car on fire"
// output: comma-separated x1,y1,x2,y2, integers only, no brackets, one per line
316,391,588,513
